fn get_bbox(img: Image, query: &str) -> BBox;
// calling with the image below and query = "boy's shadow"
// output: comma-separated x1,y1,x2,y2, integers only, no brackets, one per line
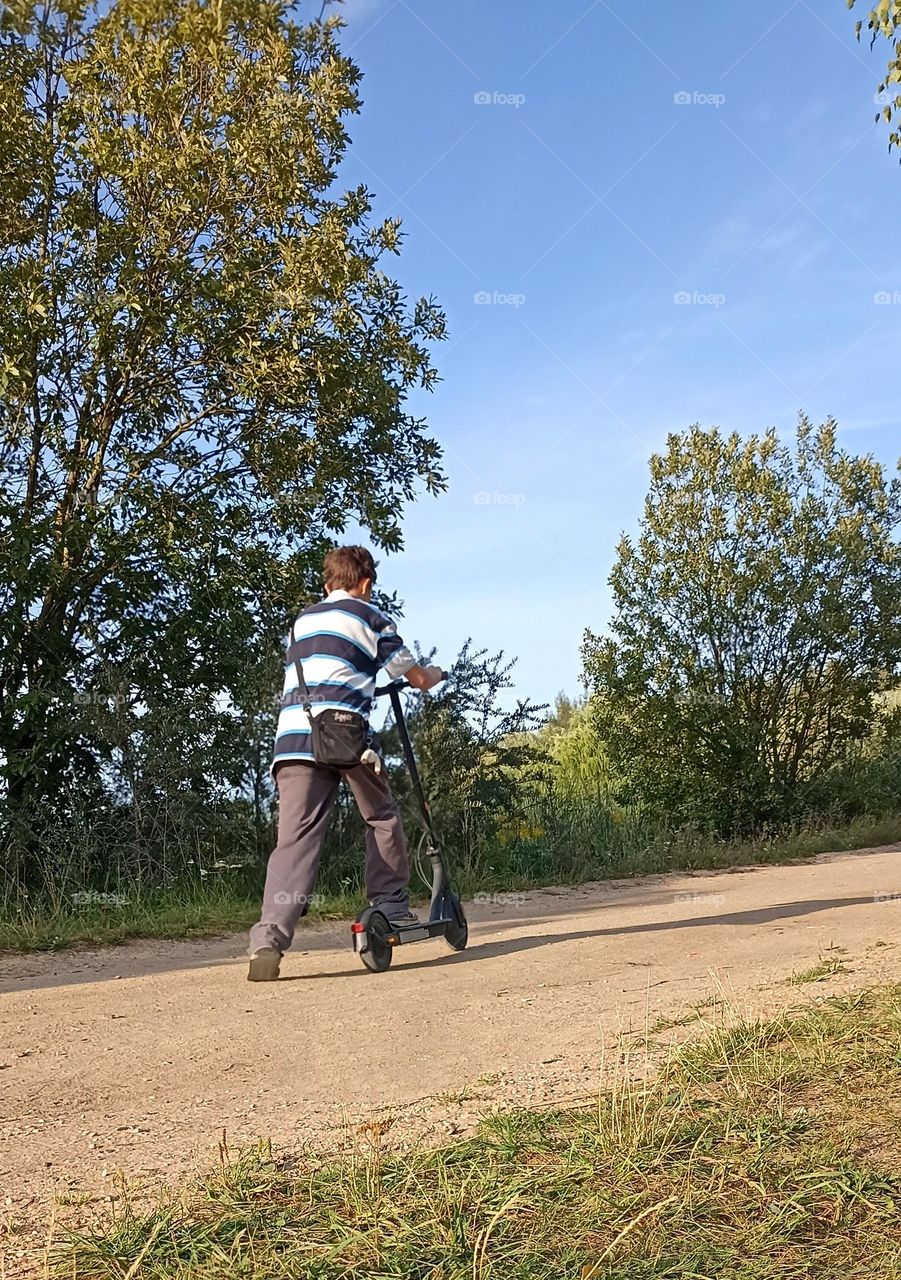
280,895,874,982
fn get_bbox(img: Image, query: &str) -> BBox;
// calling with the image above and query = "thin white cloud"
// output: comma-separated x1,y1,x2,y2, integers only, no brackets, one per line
336,0,388,22
786,97,831,141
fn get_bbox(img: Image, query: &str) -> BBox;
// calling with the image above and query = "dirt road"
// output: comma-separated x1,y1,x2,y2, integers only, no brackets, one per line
2,845,901,1268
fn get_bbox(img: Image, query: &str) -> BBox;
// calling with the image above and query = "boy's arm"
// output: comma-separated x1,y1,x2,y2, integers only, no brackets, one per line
374,613,444,691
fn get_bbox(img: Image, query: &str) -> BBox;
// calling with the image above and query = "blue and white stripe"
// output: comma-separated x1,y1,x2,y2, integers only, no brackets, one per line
272,590,416,768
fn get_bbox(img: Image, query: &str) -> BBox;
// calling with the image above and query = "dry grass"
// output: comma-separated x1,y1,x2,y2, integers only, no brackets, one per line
52,984,901,1279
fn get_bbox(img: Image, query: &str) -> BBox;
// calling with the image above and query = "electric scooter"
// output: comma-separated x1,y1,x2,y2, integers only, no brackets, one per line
351,678,468,972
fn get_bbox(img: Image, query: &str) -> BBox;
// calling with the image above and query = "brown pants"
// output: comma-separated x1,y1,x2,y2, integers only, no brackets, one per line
248,760,410,954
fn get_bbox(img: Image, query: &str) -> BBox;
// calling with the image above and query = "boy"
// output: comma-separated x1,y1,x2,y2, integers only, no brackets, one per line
248,545,444,981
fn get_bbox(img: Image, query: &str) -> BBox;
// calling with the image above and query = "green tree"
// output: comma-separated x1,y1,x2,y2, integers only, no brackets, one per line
582,419,901,833
850,0,901,149
531,694,615,799
0,0,445,874
542,702,614,800
542,692,581,737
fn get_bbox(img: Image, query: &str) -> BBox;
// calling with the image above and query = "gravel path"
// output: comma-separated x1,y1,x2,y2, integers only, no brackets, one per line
2,844,900,1274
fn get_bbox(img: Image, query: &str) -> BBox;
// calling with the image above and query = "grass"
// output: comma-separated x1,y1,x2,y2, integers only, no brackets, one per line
53,984,901,1279
789,946,850,986
2,811,900,954
0,881,364,954
648,996,716,1034
476,810,901,893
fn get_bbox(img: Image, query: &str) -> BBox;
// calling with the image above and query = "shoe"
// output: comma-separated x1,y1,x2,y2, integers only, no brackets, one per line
247,948,282,981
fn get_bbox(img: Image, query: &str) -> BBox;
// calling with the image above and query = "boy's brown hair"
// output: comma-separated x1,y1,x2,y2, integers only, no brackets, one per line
323,545,377,591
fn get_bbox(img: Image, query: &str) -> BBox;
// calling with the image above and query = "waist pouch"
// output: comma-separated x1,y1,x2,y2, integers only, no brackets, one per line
309,706,368,769
290,619,367,769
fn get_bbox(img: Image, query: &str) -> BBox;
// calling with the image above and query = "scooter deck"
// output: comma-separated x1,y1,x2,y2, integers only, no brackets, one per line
352,917,453,953
387,918,455,945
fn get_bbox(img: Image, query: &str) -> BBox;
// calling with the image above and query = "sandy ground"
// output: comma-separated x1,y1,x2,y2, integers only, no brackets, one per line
2,844,901,1273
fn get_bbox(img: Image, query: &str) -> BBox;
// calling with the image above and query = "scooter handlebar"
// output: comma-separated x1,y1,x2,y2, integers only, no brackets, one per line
374,669,447,698
374,680,409,698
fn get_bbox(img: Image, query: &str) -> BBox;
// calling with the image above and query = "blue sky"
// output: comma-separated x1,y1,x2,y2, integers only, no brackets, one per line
335,0,901,710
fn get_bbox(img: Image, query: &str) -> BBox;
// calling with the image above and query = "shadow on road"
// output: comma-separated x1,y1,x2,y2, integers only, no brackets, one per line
283,895,878,982
0,885,884,994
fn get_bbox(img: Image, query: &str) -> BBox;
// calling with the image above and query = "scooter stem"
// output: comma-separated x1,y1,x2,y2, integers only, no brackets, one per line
386,682,438,842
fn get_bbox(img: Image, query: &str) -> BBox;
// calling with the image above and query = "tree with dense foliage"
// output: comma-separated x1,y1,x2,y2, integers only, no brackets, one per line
582,419,901,833
0,0,444,886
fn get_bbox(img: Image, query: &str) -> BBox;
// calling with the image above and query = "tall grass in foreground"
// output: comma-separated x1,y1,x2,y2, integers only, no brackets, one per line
54,984,901,1279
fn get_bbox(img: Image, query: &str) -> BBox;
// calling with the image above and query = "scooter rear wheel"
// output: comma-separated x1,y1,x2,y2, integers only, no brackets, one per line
360,910,393,973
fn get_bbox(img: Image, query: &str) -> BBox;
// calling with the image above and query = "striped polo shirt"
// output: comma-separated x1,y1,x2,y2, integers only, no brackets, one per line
272,590,416,768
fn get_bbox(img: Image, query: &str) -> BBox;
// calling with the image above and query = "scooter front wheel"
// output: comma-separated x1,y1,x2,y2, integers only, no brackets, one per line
444,894,468,952
357,909,394,973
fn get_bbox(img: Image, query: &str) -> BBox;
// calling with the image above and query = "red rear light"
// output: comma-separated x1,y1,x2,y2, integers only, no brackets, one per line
351,922,366,933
